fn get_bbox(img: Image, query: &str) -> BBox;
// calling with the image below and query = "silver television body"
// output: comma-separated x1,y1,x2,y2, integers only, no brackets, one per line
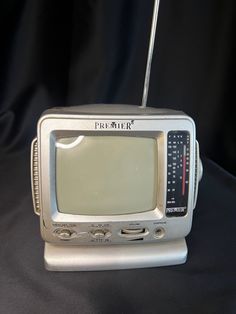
31,104,202,271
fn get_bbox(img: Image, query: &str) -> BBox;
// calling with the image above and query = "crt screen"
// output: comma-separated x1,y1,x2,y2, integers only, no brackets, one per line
56,136,157,215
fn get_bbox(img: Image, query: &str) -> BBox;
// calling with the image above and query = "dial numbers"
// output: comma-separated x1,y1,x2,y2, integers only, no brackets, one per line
166,131,190,217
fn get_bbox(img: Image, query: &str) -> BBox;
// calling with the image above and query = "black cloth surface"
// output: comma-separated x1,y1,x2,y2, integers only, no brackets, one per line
0,0,235,173
0,152,235,313
0,1,236,313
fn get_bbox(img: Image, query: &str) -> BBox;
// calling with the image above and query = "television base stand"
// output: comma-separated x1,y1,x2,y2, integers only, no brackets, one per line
44,239,187,271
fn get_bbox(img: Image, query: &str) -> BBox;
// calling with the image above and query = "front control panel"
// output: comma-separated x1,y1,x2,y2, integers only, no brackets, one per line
166,131,190,217
52,224,168,243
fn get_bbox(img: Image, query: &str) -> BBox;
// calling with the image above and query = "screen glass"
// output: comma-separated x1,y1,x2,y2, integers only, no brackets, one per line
56,136,157,215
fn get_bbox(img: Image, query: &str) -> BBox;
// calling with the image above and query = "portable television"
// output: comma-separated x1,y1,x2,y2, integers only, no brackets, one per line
31,104,202,270
31,0,202,270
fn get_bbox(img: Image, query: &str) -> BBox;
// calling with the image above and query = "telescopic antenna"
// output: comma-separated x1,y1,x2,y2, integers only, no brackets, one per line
140,0,160,108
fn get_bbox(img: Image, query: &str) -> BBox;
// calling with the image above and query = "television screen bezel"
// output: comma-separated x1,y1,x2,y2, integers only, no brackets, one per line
55,134,159,216
38,113,195,228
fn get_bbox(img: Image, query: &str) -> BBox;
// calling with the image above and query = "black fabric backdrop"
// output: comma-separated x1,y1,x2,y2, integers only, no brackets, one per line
0,1,235,313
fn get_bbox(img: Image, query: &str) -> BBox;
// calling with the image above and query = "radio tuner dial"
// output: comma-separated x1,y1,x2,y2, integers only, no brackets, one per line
166,131,190,217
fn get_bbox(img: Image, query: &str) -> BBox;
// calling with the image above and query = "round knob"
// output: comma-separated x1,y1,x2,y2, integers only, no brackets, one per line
90,229,112,239
54,229,74,240
91,230,106,239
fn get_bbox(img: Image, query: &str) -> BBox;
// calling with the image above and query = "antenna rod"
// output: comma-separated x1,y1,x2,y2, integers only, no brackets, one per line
140,0,160,108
